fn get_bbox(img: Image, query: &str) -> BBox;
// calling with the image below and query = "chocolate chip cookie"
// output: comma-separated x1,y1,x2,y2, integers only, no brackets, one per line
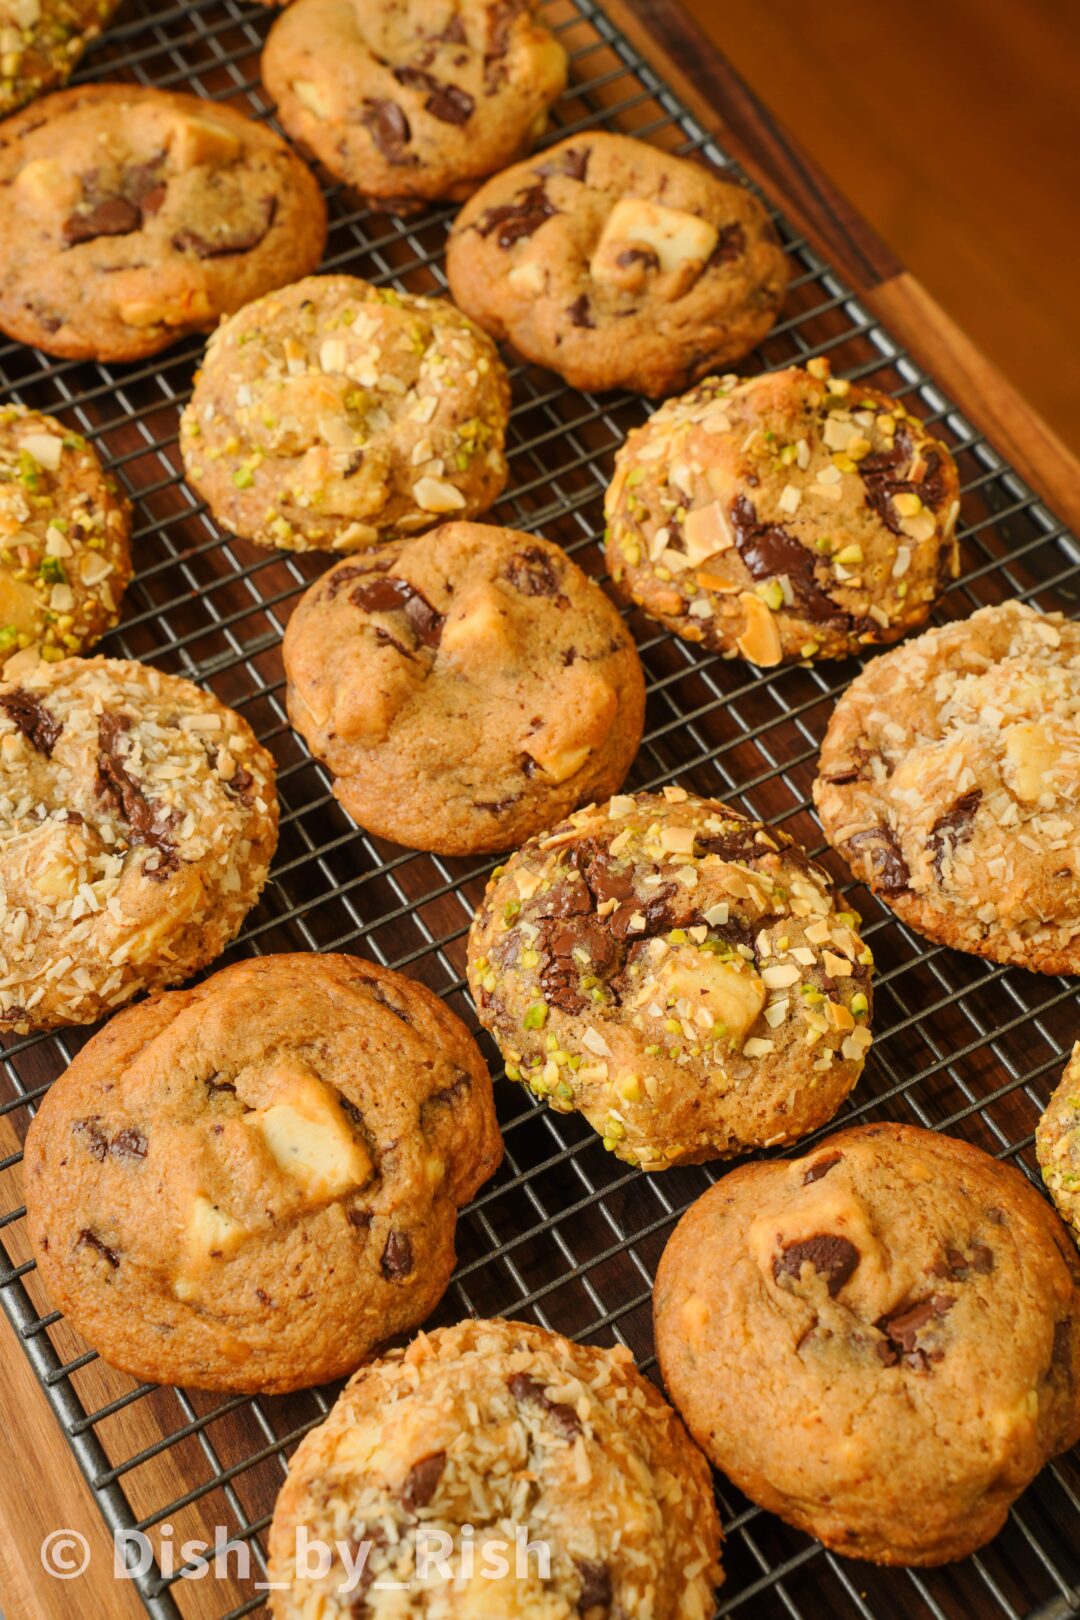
0,655,278,1032
1037,1042,1080,1244
468,788,874,1168
24,953,501,1392
0,84,327,361
267,1316,723,1616
446,131,788,397
261,0,567,210
654,1121,1080,1565
0,0,118,116
815,601,1080,973
283,523,645,854
181,276,510,553
0,404,131,671
605,361,962,664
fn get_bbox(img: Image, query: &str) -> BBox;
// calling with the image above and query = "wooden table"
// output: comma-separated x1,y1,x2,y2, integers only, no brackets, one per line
1,3,1077,1618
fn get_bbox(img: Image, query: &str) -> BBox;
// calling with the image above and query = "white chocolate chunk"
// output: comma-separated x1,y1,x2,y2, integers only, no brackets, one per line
591,197,719,283
650,950,766,1047
252,1076,372,1200
170,113,242,168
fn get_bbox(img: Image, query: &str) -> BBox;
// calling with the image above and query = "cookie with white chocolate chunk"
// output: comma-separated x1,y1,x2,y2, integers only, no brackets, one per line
0,655,278,1032
446,131,788,397
283,522,645,853
0,0,119,116
815,601,1080,972
468,788,873,1169
0,404,131,671
0,84,327,361
181,276,511,553
24,953,502,1392
605,362,961,665
261,0,567,210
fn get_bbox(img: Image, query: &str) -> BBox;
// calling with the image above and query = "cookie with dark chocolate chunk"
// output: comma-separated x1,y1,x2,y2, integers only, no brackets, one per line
24,953,502,1392
446,131,788,397
815,600,1080,972
261,0,566,210
0,84,326,360
605,359,961,663
468,787,874,1168
267,1317,722,1615
655,1121,1080,1564
283,522,645,854
0,655,278,1031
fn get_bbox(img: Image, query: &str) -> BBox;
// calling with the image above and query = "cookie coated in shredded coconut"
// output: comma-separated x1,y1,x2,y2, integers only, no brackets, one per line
815,601,1080,972
468,788,873,1169
0,655,278,1031
181,275,511,553
267,1316,723,1618
0,403,131,670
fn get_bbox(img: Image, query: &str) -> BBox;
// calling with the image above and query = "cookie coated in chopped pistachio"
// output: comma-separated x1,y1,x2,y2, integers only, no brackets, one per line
0,405,131,673
655,1122,1080,1565
0,85,327,361
267,1316,723,1619
261,0,567,210
181,276,511,553
24,953,502,1392
468,788,873,1169
446,131,788,398
815,601,1080,973
1037,1043,1080,1244
605,361,961,665
0,0,118,116
283,523,645,855
0,656,278,1032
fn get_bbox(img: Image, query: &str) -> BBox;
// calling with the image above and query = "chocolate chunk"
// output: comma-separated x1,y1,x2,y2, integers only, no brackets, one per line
713,221,746,262
95,713,180,877
360,98,414,162
173,195,277,258
222,760,255,806
111,1128,148,1161
73,1117,110,1162
476,183,556,249
205,1075,237,1099
0,689,62,756
859,424,948,533
504,546,566,600
583,853,636,906
567,293,595,328
324,558,391,598
393,65,474,125
534,874,592,921
845,823,911,894
577,1558,613,1613
402,1450,446,1509
803,1151,843,1185
927,789,982,881
351,575,444,648
535,146,590,182
539,915,618,1013
773,1234,860,1296
730,494,853,628
476,793,523,813
877,1294,954,1366
63,195,141,246
347,1208,373,1231
380,1229,413,1280
78,1228,119,1269
616,246,660,272
941,1244,993,1279
507,1371,582,1439
484,0,527,81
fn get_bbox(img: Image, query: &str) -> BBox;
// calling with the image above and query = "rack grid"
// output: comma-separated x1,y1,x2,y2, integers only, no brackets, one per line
0,1,1078,1616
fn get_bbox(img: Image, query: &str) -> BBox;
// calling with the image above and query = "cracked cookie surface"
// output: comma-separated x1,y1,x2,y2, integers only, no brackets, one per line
1037,1042,1080,1245
0,404,131,670
468,788,873,1168
261,0,567,209
181,276,510,553
267,1316,722,1618
0,655,278,1031
654,1121,1080,1565
605,361,961,664
0,0,118,116
0,84,327,360
24,952,502,1392
814,601,1080,972
283,522,645,853
446,131,788,397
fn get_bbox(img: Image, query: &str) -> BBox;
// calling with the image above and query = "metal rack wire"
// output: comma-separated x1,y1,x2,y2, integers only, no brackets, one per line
0,0,1077,1616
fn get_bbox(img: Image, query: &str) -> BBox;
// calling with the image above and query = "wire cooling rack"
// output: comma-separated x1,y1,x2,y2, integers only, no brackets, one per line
0,1,1078,1616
